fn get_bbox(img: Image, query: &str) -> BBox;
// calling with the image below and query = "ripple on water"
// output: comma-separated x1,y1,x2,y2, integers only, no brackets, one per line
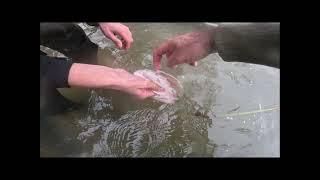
43,23,280,158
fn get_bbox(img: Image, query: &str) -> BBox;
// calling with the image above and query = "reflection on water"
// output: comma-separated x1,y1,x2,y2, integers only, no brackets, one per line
40,23,280,157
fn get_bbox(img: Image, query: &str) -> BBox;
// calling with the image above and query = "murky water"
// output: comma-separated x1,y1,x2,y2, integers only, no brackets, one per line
40,23,279,157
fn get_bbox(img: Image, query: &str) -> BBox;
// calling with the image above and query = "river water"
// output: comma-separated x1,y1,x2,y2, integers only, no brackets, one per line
40,23,279,157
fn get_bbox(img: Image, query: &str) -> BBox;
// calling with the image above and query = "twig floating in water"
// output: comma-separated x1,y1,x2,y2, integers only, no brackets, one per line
227,106,240,114
219,105,279,118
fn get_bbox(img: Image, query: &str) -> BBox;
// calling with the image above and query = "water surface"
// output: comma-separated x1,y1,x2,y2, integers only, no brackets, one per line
40,23,279,157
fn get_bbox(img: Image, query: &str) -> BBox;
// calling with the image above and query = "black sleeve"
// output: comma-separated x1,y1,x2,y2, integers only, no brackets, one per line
40,23,75,39
40,55,74,88
40,23,99,64
213,23,280,68
86,22,99,27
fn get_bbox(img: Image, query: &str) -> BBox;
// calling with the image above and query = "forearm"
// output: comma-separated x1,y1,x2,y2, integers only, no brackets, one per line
208,23,280,68
40,55,119,89
68,63,120,89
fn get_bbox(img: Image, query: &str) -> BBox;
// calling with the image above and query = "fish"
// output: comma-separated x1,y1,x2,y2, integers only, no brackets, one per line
133,69,183,104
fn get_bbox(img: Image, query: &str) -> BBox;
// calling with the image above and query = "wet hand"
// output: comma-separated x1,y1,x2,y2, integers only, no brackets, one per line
111,69,161,100
99,23,133,50
153,31,214,70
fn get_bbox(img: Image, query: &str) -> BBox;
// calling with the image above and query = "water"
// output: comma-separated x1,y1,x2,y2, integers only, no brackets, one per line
40,23,280,157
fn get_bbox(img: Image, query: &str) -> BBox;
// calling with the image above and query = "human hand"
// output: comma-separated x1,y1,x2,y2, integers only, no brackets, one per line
153,31,215,70
110,69,161,100
99,23,133,50
68,63,160,100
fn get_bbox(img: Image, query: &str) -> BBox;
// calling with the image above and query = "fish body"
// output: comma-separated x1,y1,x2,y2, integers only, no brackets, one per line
133,69,182,104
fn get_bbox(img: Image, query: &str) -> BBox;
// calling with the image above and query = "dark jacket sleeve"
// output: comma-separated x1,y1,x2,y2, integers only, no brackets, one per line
40,23,76,39
40,55,73,88
86,22,99,27
213,23,280,68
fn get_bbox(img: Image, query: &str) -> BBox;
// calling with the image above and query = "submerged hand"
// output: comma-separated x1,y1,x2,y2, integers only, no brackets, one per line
68,64,160,100
111,69,161,100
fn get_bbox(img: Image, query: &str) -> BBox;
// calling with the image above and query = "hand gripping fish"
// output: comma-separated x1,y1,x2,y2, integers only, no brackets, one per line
133,69,183,104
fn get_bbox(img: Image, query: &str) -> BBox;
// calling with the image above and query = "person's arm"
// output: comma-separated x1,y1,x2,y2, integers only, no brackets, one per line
153,23,279,69
40,55,160,99
68,64,160,100
212,23,279,68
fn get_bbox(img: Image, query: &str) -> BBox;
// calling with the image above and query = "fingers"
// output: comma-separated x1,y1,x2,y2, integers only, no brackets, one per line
132,80,163,100
114,29,133,50
153,41,175,70
105,30,123,49
125,35,133,50
135,89,155,100
100,23,133,50
131,75,161,91
143,80,161,91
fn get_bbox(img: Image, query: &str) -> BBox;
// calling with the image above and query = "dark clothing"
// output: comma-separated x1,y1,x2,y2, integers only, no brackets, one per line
40,23,99,116
40,55,73,88
214,23,280,68
40,23,280,91
40,23,98,79
40,23,279,116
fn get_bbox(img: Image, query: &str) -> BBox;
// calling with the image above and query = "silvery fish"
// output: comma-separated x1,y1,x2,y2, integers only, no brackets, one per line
133,69,183,104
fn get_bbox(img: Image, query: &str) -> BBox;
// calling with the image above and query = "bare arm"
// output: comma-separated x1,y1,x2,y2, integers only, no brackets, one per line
40,55,159,100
